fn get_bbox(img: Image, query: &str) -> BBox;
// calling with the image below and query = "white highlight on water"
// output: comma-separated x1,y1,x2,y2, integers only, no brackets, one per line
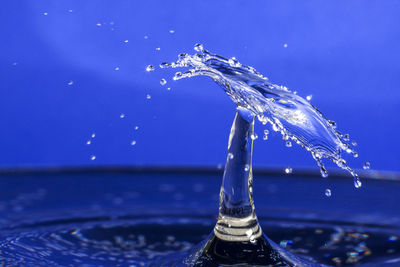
162,44,362,187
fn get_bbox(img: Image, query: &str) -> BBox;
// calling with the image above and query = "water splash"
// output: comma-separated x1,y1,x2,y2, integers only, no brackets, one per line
161,44,361,187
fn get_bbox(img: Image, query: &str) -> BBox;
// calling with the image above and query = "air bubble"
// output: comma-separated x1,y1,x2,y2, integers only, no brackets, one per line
285,167,292,174
325,189,332,197
160,79,167,86
363,162,370,170
146,65,155,72
244,164,250,171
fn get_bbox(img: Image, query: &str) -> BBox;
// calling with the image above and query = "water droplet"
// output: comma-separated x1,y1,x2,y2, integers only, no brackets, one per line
43,12,48,16
167,87,171,91
134,126,139,130
343,134,350,141
272,124,279,132
155,47,161,51
160,79,167,86
86,140,91,145
194,43,204,52
169,29,175,34
144,35,148,39
96,23,102,27
363,162,370,170
285,167,292,174
217,163,223,170
250,133,258,140
114,67,120,71
325,189,332,197
228,153,234,159
90,155,96,160
351,141,357,146
120,113,125,119
68,9,73,13
283,43,288,48
91,133,96,138
285,141,292,147
146,94,151,99
320,167,329,178
354,177,362,188
67,81,74,86
131,140,136,146
244,164,250,171
306,95,312,101
124,40,129,43
146,65,155,72
12,62,17,66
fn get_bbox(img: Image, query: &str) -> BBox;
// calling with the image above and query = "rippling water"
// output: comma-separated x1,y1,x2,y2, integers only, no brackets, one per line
161,44,361,187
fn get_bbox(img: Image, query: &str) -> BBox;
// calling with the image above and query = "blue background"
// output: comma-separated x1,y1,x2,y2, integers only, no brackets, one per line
1,0,399,172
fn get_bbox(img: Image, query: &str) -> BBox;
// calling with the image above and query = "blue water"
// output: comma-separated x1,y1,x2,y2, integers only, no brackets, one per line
1,169,400,266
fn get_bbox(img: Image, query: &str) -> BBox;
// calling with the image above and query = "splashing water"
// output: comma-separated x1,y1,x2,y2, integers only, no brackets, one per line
161,44,361,187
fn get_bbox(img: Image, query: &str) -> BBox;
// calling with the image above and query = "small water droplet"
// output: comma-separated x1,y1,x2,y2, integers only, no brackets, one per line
124,40,129,43
194,43,204,52
144,35,148,39
343,134,350,141
285,167,292,174
354,177,362,188
96,22,102,27
351,141,357,146
67,81,74,85
91,133,96,138
244,164,250,171
283,43,288,48
250,133,258,140
134,126,139,130
320,167,329,178
120,113,125,119
12,62,18,66
43,12,48,16
228,153,234,160
114,67,120,71
363,162,370,170
146,65,155,72
131,140,136,146
285,141,292,147
155,47,161,51
306,95,312,101
160,79,167,86
146,94,151,99
86,140,91,145
167,87,171,91
90,155,96,160
68,9,73,13
325,189,332,197
169,29,175,34
217,163,223,170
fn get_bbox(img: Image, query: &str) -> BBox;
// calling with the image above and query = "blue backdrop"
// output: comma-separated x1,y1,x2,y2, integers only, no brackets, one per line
1,0,399,172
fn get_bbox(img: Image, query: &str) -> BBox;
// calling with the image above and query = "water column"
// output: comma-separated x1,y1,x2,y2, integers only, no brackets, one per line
214,106,261,242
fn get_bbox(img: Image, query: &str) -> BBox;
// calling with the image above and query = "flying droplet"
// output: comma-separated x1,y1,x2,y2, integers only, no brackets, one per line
124,40,129,43
114,67,120,71
320,167,329,178
155,47,161,51
91,133,96,138
90,155,96,160
343,134,350,141
351,141,357,146
144,35,148,39
285,167,292,174
134,126,139,130
306,95,312,101
283,43,288,48
68,81,74,86
131,140,136,146
86,140,91,145
160,79,167,86
363,162,370,170
325,189,332,197
228,153,234,159
43,12,48,16
96,23,101,27
244,164,250,171
68,9,73,13
169,29,175,34
146,94,151,99
354,177,362,188
250,133,258,140
285,141,292,147
167,87,171,91
120,113,125,119
146,65,155,72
